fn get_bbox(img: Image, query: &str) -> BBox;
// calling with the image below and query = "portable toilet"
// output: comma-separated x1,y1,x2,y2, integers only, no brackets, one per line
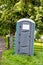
15,18,35,55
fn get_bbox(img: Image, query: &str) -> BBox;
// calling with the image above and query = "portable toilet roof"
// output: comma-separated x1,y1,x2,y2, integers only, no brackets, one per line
17,18,35,23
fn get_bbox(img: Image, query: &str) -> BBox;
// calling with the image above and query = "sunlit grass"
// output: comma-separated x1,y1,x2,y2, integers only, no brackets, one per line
34,43,43,46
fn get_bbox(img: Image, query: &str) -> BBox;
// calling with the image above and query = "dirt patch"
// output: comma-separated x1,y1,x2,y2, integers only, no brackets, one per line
0,37,6,59
0,37,6,51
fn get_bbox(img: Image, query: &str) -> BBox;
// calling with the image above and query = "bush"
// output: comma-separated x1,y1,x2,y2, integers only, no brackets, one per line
35,31,40,40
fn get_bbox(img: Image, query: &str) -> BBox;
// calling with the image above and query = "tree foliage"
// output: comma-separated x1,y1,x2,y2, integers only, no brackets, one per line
0,0,43,35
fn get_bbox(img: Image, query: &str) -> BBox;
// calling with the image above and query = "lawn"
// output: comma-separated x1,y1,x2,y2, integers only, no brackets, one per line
0,43,43,65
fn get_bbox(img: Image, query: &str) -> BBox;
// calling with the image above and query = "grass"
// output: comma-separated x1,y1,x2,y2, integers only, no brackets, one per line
34,42,43,46
0,44,43,65
34,42,43,52
0,50,43,65
0,37,43,65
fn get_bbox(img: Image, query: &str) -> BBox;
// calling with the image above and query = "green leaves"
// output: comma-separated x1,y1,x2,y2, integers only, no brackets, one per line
0,0,43,35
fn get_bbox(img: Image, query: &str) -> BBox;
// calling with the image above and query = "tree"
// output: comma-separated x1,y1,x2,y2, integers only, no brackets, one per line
0,0,43,35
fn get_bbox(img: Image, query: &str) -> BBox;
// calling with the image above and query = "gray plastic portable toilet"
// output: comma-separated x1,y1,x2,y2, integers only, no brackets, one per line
15,18,35,55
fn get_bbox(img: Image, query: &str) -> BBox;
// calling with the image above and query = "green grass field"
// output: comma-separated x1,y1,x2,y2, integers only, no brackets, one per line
0,37,43,65
0,43,43,65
